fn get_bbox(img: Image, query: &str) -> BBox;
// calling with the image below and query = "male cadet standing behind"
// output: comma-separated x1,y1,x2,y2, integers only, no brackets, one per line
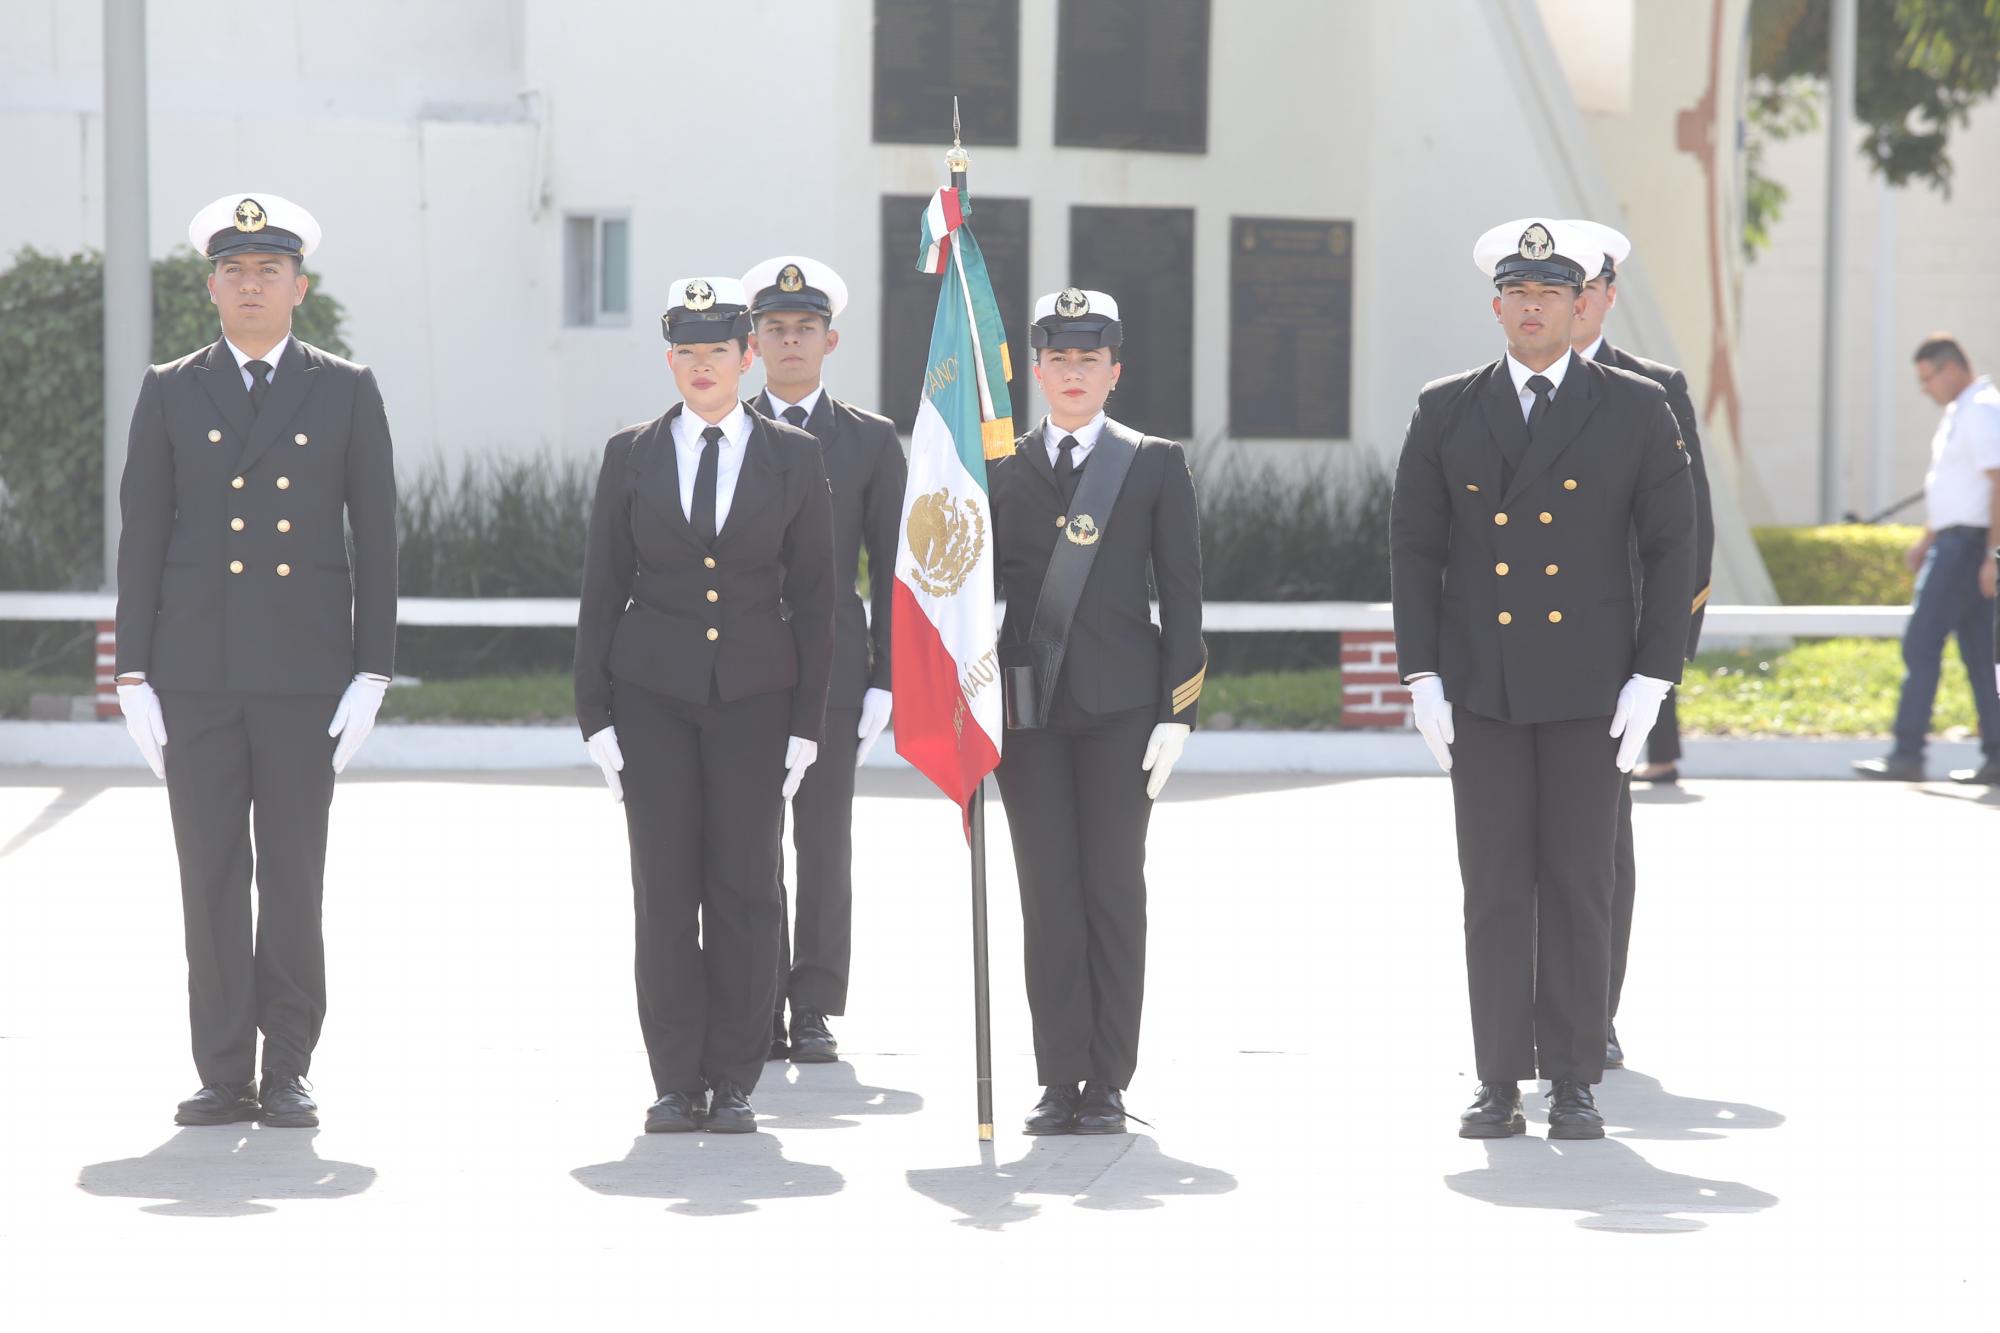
990,288,1205,1138
740,256,907,1064
575,277,835,1134
1565,219,1716,1070
1390,220,1694,1141
114,194,397,1129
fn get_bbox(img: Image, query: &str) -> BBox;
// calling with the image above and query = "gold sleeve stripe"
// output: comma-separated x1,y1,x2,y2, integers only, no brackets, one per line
1171,665,1207,713
1691,583,1712,613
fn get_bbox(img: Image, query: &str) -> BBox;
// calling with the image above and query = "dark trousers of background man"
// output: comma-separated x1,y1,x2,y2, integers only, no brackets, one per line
160,690,341,1087
1894,525,2000,761
994,692,1154,1091
1645,691,1682,767
1449,709,1625,1085
778,705,860,1017
617,681,789,1099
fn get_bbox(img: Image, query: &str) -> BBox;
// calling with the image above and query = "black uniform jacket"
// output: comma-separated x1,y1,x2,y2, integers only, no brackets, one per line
989,417,1207,725
1595,339,1716,657
575,404,836,743
756,391,906,710
115,336,397,694
1390,356,1697,725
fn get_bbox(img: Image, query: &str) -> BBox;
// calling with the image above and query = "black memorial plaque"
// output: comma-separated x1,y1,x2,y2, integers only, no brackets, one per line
1067,206,1195,438
1054,0,1209,153
873,0,1019,146
879,193,1031,435
1228,217,1353,439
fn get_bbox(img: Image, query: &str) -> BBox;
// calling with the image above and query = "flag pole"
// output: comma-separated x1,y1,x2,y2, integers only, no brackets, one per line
948,96,996,1144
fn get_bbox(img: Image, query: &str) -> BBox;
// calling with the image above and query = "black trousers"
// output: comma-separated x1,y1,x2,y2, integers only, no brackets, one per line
1449,709,1623,1085
618,680,789,1098
777,705,859,1017
159,689,340,1087
994,696,1154,1089
1610,778,1636,1020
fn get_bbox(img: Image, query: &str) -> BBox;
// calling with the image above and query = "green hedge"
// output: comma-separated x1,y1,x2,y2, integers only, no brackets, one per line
1752,523,1920,605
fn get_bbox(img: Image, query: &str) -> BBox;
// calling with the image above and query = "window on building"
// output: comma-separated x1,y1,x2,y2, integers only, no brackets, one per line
564,213,630,327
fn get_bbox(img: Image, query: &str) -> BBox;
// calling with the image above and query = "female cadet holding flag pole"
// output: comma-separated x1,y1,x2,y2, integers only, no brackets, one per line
988,287,1206,1136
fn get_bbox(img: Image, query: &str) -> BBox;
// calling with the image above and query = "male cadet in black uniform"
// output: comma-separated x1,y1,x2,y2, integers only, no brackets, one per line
574,276,835,1134
989,288,1205,1136
1390,220,1695,1140
1565,219,1716,1069
740,256,907,1064
114,194,397,1129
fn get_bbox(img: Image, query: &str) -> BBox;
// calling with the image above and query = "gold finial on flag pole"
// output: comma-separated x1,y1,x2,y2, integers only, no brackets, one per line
947,95,969,188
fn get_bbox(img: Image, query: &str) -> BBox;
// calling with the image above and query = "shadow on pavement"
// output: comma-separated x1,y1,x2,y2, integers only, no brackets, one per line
1444,1137,1778,1233
1602,1070,1786,1141
751,1060,924,1129
76,1127,377,1217
906,1135,1237,1231
0,781,109,858
572,1133,844,1216
1631,784,1704,806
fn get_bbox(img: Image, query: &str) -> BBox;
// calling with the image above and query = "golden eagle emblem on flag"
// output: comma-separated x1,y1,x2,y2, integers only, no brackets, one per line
905,487,986,598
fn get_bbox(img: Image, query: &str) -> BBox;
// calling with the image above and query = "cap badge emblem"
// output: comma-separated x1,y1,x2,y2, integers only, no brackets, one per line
1054,287,1089,318
778,264,805,293
1518,224,1554,261
233,198,267,233
1064,513,1100,547
683,279,715,311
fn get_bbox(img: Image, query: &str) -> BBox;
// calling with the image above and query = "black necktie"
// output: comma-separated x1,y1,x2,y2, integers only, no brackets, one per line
1055,434,1081,508
782,405,808,430
1525,374,1554,440
245,359,273,416
693,425,722,544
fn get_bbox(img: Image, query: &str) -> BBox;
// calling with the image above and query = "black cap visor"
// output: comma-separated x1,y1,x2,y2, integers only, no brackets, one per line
1493,256,1585,290
662,308,753,344
749,286,834,320
1030,316,1124,350
207,228,304,261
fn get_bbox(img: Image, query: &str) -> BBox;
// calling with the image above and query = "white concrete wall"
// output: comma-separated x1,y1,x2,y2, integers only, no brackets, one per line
1738,97,2000,526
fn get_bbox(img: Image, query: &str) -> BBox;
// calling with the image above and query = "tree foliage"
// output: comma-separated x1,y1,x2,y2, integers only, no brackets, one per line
0,247,349,590
1746,0,2000,255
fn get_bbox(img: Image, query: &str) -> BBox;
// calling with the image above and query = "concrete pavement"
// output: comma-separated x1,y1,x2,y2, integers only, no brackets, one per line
0,767,1994,1330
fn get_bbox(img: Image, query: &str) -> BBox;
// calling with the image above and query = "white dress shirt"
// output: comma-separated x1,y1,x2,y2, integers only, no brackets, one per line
1504,348,1572,425
1580,334,1606,363
225,334,291,391
671,402,753,531
1042,410,1108,468
764,385,825,422
1923,375,2000,530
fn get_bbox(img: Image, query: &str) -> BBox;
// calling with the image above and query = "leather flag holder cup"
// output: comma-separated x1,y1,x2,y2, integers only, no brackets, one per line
1000,432,1136,729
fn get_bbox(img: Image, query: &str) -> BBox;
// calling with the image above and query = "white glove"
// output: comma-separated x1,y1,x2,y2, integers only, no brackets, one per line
855,688,894,766
782,735,819,800
1609,674,1675,773
328,673,390,774
1408,676,1454,773
116,679,168,779
1141,722,1191,800
585,726,625,802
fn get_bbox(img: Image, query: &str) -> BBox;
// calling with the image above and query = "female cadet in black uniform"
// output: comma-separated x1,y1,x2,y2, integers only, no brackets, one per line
988,288,1206,1136
574,276,835,1134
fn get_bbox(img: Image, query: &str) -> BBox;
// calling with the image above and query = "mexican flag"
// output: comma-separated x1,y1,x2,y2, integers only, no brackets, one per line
892,186,1013,826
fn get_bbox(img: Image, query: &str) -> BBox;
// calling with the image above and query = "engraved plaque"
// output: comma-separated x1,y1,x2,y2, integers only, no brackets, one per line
1054,0,1209,153
1229,217,1353,439
1067,205,1195,437
873,0,1020,146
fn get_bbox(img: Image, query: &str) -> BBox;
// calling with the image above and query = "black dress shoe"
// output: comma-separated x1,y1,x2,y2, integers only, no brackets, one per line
1023,1084,1080,1136
768,1012,790,1062
645,1090,704,1133
1605,1023,1625,1069
175,1081,260,1126
1074,1082,1129,1135
1853,755,1925,781
1632,763,1680,785
1547,1080,1605,1140
788,1009,838,1063
258,1072,318,1128
1458,1082,1525,1138
1949,762,2000,785
704,1081,757,1133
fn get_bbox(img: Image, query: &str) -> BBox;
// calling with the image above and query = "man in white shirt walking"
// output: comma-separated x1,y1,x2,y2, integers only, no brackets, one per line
1855,334,2000,786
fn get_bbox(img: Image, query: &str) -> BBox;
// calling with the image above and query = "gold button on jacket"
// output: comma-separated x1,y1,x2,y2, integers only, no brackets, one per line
276,564,291,577
705,628,720,641
208,429,222,443
1497,611,1512,625
1563,479,1578,490
1545,563,1559,575
706,590,719,602
231,476,245,489
1538,511,1553,524
1493,512,1508,526
228,560,243,574
703,556,717,569
1548,610,1562,623
1495,562,1509,576
276,519,291,533
276,476,291,490
230,518,244,532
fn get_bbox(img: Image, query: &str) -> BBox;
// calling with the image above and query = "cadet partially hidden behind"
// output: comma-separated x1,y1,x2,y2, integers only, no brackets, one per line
574,276,835,1134
115,194,398,1129
1390,220,1695,1140
989,288,1205,1137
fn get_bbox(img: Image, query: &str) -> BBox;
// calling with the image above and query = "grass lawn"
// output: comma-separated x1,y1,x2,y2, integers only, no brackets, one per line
9,638,1983,739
